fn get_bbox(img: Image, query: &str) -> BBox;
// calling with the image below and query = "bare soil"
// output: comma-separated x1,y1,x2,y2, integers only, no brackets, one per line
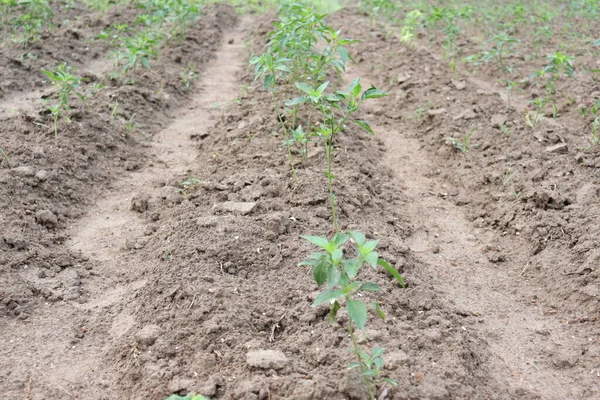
1,4,598,400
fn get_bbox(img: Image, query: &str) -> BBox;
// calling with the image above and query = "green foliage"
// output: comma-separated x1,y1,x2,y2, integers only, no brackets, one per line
287,78,387,231
399,10,423,43
446,127,476,153
250,1,361,188
180,63,199,90
527,51,576,126
424,5,473,70
41,62,86,138
359,0,399,16
300,232,403,398
1,0,54,44
96,0,201,81
466,33,519,107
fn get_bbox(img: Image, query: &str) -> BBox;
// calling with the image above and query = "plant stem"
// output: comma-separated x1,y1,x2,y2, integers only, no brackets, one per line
53,114,58,140
347,321,375,400
325,136,338,232
0,148,10,168
274,95,297,185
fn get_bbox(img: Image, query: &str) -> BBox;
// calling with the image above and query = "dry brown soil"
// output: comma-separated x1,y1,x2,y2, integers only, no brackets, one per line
1,4,598,400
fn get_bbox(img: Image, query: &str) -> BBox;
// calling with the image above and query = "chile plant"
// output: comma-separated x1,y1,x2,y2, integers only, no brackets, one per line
527,51,575,127
399,10,423,43
249,52,298,183
466,33,519,108
41,63,86,138
250,2,358,184
287,78,388,232
300,231,405,399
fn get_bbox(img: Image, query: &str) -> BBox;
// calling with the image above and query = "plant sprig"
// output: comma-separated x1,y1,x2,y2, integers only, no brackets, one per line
300,231,404,399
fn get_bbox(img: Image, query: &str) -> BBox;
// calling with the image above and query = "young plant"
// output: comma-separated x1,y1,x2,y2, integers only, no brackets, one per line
118,30,161,79
284,125,311,162
446,127,476,153
249,52,297,183
179,63,199,90
8,0,53,44
425,6,472,70
527,51,575,127
590,117,600,147
399,10,423,43
0,147,11,168
299,231,404,399
287,78,388,232
467,33,519,107
41,63,86,138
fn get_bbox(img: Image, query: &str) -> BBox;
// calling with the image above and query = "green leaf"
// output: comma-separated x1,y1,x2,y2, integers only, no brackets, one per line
348,78,362,98
313,289,345,307
313,260,328,286
328,300,341,323
372,347,385,358
349,231,366,246
339,38,361,45
336,90,351,99
342,258,362,279
364,251,378,267
325,93,343,102
301,235,330,250
359,282,381,292
337,47,349,64
361,240,379,254
372,301,386,320
354,120,374,135
361,86,388,100
373,357,384,370
383,377,399,386
347,299,367,330
333,233,350,247
274,64,291,73
331,248,343,264
264,74,275,91
285,96,307,106
295,82,314,94
378,259,405,287
316,81,330,94
327,264,341,287
348,361,360,369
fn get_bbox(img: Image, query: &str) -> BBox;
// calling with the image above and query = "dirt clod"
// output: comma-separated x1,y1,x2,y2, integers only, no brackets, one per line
246,349,288,370
131,194,150,213
135,324,161,347
35,209,58,228
219,201,257,215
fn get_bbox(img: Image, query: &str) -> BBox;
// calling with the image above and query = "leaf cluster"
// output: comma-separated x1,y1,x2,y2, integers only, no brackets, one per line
300,232,404,393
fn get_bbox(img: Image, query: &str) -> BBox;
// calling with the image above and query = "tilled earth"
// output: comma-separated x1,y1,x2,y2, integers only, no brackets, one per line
1,4,598,400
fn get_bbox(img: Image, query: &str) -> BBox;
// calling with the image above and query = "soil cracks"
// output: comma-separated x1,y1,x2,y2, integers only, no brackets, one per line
2,16,250,398
349,64,592,398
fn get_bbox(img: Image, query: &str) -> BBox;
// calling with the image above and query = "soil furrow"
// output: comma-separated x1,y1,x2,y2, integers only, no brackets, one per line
0,15,250,399
340,9,598,399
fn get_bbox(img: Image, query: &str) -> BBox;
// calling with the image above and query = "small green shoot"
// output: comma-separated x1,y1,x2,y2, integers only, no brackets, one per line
0,147,11,168
180,63,199,90
446,127,476,153
466,33,519,107
527,51,575,126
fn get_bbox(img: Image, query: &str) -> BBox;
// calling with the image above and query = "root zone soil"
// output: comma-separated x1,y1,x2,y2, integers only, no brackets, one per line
1,4,598,400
